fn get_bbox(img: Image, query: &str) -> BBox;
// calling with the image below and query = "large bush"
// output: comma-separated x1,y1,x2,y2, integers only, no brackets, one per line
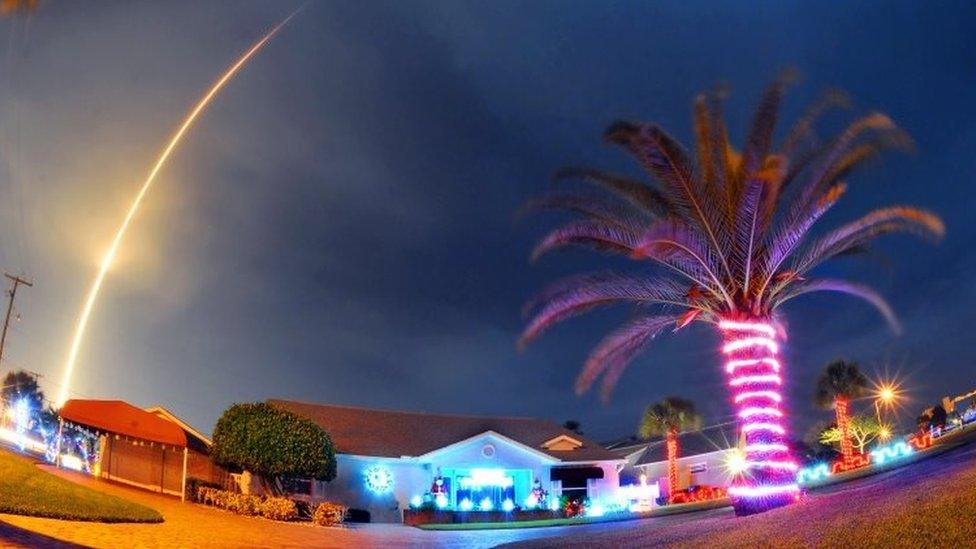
212,402,337,482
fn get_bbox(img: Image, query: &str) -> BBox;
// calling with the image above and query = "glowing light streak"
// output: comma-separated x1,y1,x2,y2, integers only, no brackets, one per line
726,357,781,374
745,460,799,471
734,391,782,403
722,337,778,354
796,463,830,485
718,320,776,337
744,443,789,453
55,8,303,407
871,441,913,465
727,484,800,498
730,374,782,387
739,407,784,419
742,422,786,435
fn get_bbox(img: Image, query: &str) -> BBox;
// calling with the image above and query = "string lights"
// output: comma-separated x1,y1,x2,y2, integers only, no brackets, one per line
721,319,798,515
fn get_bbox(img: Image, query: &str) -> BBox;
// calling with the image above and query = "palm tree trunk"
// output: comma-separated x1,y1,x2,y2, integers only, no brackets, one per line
719,318,799,516
835,397,853,462
666,427,679,504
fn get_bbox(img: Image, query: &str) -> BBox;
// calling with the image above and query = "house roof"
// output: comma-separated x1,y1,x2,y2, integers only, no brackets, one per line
60,399,187,447
144,406,212,453
268,399,620,462
633,423,741,467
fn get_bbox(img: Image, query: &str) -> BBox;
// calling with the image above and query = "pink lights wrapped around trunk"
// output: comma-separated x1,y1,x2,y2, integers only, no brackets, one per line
720,318,799,515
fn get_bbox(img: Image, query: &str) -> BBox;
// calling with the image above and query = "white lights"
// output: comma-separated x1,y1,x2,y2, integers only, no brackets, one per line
739,407,784,419
722,337,779,354
459,498,473,511
479,497,494,512
718,320,776,337
435,494,448,509
466,468,514,488
0,427,47,454
726,357,781,374
727,484,800,498
363,465,394,494
734,390,783,403
730,374,783,387
742,422,786,435
524,494,539,509
502,498,515,512
585,502,605,517
410,495,422,508
60,454,85,472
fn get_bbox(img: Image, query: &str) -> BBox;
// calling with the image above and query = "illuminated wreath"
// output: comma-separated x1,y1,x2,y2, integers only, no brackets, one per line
363,465,394,494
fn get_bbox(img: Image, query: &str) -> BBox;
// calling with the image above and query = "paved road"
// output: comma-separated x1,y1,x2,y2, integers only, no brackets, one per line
2,436,974,548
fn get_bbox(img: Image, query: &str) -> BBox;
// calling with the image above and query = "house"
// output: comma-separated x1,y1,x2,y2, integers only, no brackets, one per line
58,399,230,499
267,399,625,523
608,423,741,497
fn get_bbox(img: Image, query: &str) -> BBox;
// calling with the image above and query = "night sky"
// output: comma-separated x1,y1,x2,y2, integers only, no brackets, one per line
1,1,974,442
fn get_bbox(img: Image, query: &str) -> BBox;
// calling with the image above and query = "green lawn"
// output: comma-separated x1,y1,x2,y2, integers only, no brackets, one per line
0,447,163,523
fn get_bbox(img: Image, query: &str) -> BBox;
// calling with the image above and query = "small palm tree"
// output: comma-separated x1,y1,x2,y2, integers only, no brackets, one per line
521,74,944,515
814,360,869,462
639,397,701,504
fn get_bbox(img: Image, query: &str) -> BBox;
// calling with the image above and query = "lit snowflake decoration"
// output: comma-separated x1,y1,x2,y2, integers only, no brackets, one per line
363,464,394,494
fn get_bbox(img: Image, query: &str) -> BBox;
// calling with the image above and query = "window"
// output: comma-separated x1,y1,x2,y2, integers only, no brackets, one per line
689,462,708,474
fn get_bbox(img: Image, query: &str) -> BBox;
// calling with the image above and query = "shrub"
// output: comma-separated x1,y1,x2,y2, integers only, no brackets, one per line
185,478,221,503
212,403,337,483
313,502,347,527
262,497,298,521
229,493,263,516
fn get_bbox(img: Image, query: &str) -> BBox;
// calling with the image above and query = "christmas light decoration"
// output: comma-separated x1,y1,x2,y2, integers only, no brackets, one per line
722,319,797,515
870,440,913,465
734,390,783,403
796,463,830,485
726,358,782,374
60,454,85,472
908,433,932,450
479,497,493,511
363,465,394,494
459,498,473,511
739,407,784,418
524,494,539,509
830,453,870,474
501,498,515,512
436,494,448,509
410,495,422,508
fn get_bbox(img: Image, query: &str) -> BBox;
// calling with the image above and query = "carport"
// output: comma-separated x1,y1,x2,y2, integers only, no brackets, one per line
59,399,191,500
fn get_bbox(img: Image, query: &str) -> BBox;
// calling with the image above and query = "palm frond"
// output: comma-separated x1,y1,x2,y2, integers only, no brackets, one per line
531,220,640,261
779,88,851,158
520,274,688,349
605,121,734,281
519,191,650,231
634,218,732,305
572,314,677,400
774,278,900,333
788,206,944,280
552,167,674,217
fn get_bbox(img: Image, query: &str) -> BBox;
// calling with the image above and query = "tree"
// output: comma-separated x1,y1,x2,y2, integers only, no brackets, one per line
520,74,944,515
2,370,44,409
814,360,869,462
562,420,583,435
638,397,701,504
819,415,884,454
212,403,337,494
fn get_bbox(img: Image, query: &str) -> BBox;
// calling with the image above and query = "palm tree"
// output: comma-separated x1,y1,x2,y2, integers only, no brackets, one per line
819,414,884,455
814,360,870,463
639,397,701,503
520,74,944,515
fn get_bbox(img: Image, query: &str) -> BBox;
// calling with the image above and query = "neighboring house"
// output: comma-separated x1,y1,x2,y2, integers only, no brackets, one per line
267,399,625,523
58,400,230,499
609,424,741,497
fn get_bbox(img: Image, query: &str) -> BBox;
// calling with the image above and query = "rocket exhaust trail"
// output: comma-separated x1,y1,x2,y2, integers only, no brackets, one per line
56,8,303,407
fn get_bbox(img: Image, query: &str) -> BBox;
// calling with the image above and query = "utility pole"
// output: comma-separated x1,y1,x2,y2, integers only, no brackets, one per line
0,273,32,365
